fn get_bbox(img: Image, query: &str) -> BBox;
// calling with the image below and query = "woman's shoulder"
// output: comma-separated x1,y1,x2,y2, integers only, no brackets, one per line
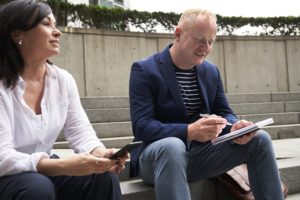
47,64,78,94
47,63,74,82
0,80,14,104
0,80,12,94
0,80,5,90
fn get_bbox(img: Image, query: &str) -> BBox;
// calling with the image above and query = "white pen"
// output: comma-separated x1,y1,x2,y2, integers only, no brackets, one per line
199,114,233,126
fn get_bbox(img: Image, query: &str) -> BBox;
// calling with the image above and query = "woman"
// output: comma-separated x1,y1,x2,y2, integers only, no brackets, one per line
0,1,126,199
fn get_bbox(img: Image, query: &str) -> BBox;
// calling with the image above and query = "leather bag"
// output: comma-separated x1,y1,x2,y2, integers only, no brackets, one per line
216,164,288,200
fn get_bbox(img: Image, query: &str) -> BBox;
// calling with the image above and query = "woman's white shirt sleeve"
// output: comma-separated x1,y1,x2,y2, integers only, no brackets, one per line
62,68,105,153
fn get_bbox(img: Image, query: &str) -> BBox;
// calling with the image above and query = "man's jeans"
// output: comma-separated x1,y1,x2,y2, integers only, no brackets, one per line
139,130,284,200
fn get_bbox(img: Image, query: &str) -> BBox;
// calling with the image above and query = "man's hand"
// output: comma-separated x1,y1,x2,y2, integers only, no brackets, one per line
231,120,257,145
187,115,227,142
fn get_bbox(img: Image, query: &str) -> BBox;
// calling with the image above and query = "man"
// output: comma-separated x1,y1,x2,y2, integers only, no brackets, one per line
129,8,284,200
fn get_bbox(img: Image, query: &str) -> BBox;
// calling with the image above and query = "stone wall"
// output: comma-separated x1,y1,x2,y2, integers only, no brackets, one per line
52,27,300,96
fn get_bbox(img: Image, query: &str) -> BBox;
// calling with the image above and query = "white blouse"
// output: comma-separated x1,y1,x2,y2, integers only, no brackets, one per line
0,64,104,176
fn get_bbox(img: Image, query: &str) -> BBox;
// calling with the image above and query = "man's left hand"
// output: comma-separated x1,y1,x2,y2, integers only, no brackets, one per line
231,120,257,145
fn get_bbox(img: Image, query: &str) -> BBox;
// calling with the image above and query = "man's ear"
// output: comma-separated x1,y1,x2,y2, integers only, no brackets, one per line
11,30,23,44
174,27,181,42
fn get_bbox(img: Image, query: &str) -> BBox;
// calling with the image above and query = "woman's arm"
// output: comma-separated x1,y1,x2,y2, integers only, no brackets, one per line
62,72,104,153
36,153,118,176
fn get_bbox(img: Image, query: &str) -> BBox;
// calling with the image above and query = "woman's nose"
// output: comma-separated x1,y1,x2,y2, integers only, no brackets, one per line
53,27,62,37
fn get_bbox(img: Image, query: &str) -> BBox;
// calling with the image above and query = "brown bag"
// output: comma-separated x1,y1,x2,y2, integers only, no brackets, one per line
216,164,288,200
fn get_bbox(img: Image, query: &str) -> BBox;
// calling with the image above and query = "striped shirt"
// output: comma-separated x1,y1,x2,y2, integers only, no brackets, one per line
174,66,203,117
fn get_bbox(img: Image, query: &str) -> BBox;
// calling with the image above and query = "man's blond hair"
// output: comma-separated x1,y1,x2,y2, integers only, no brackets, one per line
178,8,217,30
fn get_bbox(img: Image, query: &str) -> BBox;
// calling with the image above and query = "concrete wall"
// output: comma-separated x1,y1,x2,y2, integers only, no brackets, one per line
51,27,300,97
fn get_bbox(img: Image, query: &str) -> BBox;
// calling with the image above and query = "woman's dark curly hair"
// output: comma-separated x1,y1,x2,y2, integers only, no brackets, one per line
0,0,52,88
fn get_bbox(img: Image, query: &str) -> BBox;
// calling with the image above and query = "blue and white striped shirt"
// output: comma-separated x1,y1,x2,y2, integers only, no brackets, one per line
175,66,204,117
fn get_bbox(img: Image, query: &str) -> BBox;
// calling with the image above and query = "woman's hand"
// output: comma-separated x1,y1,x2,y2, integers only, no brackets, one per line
61,153,118,176
37,147,129,176
91,147,129,174
37,153,118,176
99,148,129,174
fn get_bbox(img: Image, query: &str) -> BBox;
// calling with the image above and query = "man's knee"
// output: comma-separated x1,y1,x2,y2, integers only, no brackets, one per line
148,137,188,171
254,130,272,144
250,130,273,152
157,137,186,158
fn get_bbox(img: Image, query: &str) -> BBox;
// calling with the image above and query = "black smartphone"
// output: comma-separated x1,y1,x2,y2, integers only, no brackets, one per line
109,141,143,159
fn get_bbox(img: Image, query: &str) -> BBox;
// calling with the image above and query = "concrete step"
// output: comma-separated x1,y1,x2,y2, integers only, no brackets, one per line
53,138,300,181
81,96,129,109
79,92,300,109
286,101,300,112
231,102,285,115
52,138,300,184
287,193,300,200
118,138,300,183
231,101,300,115
54,136,134,149
55,123,300,146
238,112,300,125
278,157,300,195
55,124,300,148
120,158,300,200
114,138,300,183
120,138,300,199
85,108,130,123
80,93,300,124
226,93,272,104
92,122,132,138
271,92,300,102
121,179,236,200
273,138,300,159
265,124,300,140
52,138,300,199
226,92,300,104
65,92,300,199
56,122,133,141
84,107,300,124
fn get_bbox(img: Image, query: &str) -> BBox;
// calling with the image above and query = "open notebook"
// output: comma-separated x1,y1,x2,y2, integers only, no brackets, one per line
211,118,274,145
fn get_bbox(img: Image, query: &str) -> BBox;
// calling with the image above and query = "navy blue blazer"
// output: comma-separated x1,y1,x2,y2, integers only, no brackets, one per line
129,45,238,177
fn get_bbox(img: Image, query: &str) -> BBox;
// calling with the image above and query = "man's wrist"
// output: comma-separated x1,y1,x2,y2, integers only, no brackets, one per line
187,124,195,141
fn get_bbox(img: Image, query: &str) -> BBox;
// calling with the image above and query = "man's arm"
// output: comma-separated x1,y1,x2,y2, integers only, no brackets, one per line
211,67,238,124
129,62,187,144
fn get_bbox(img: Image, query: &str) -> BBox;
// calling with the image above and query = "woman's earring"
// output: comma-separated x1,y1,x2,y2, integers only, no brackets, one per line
18,40,22,45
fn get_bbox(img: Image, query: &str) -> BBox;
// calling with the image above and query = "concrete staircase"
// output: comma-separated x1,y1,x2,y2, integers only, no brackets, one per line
53,92,300,200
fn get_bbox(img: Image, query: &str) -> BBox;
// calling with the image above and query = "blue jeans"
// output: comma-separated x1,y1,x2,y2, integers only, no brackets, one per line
139,130,284,200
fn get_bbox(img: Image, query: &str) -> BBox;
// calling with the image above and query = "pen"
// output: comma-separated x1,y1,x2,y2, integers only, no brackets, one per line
199,114,233,126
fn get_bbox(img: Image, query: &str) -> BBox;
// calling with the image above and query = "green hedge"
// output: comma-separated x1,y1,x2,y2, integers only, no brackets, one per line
47,0,180,32
1,0,299,35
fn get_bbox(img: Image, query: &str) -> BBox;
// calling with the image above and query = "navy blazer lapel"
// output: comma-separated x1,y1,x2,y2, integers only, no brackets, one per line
196,64,210,113
158,47,187,116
